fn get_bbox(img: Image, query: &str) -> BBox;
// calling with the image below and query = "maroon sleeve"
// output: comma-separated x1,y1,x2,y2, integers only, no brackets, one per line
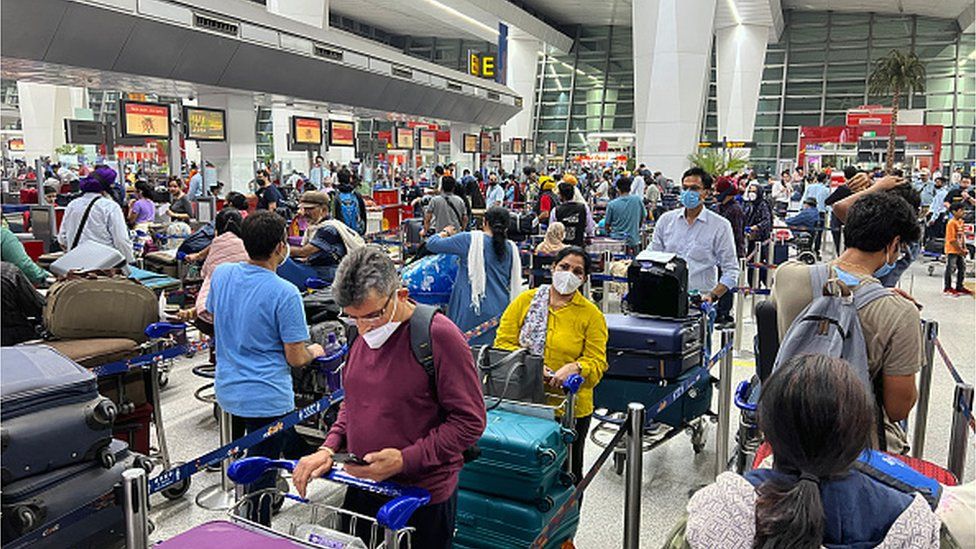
322,403,347,451
399,315,487,475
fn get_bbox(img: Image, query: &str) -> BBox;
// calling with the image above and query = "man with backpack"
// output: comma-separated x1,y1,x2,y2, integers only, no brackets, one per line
292,246,486,549
424,176,467,235
770,192,922,454
534,176,559,223
332,168,367,235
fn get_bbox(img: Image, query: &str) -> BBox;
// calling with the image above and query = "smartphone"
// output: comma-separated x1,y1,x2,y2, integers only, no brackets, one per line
332,452,369,466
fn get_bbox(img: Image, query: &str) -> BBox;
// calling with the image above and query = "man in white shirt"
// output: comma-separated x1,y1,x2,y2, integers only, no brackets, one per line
57,165,134,264
631,166,647,200
648,167,739,306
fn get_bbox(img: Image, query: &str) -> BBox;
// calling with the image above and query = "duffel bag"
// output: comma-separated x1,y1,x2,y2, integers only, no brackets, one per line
44,275,158,342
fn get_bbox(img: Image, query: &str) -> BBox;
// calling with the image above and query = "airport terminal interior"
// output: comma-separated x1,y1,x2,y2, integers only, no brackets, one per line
0,0,974,547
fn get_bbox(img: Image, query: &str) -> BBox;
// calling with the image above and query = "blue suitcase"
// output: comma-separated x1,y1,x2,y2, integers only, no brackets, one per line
454,483,579,549
594,367,713,428
1,440,151,548
458,409,572,508
605,313,702,380
1,346,119,485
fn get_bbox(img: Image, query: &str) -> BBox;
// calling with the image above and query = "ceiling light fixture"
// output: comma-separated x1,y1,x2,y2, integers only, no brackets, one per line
419,0,498,37
725,0,742,25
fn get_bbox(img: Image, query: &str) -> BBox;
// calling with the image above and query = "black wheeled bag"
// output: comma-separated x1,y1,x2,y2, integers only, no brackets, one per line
1,439,152,548
0,346,119,485
508,211,538,242
626,254,688,319
605,313,702,380
303,287,341,324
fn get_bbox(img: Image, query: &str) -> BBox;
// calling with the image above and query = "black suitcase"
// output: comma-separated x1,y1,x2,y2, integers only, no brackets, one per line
773,242,790,265
594,367,713,428
402,218,424,248
605,313,702,380
508,211,538,242
626,255,689,319
1,346,119,485
1,440,151,548
303,287,341,324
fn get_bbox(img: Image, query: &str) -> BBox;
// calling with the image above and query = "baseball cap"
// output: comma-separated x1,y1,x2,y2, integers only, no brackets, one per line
803,196,818,207
715,176,738,200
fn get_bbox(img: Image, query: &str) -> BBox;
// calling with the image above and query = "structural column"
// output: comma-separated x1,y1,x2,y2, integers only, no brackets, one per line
16,82,87,160
632,0,716,180
196,93,257,193
715,24,769,146
500,31,540,172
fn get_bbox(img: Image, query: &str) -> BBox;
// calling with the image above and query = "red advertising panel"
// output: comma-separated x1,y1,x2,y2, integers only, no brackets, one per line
120,100,171,139
329,120,355,147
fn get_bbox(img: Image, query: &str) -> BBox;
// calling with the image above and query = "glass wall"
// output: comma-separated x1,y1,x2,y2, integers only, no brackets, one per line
532,25,634,157
702,11,976,173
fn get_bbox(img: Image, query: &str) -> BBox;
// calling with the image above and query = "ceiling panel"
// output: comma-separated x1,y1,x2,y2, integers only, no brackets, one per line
517,0,632,26
329,0,483,40
782,0,971,20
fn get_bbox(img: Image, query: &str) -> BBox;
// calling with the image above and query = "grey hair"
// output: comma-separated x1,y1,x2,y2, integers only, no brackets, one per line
332,245,399,307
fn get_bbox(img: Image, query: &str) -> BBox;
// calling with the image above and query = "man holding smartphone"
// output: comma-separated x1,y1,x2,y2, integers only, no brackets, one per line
293,246,486,549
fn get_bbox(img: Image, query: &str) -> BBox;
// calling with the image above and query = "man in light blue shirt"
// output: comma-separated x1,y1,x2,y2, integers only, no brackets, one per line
309,155,326,190
801,172,831,213
927,176,949,220
485,174,505,208
648,167,739,305
604,176,646,248
915,169,936,208
187,169,203,200
206,210,324,524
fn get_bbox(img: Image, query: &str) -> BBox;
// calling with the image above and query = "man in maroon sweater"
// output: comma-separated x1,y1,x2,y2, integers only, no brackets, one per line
293,246,486,548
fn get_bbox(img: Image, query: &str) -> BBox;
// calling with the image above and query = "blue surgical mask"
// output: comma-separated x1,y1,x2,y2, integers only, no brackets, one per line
833,266,861,287
680,189,701,209
872,246,898,279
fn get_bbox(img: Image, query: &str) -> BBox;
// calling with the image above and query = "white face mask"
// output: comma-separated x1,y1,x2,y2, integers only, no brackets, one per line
361,297,402,349
552,270,584,295
278,241,290,267
745,192,757,201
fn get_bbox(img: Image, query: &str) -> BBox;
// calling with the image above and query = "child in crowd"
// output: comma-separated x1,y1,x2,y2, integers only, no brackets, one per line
944,202,972,296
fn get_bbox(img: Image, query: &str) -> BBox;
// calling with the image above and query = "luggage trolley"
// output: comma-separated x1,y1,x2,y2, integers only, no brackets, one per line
589,305,716,475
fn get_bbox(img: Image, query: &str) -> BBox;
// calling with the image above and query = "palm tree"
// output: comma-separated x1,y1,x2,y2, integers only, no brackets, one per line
687,148,749,178
868,49,926,172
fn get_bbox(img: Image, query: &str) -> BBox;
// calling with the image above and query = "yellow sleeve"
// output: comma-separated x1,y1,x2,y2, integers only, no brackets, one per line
493,289,535,350
576,305,609,388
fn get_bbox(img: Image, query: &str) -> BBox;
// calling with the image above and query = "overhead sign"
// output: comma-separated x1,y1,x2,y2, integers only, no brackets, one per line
394,127,414,150
64,120,106,145
183,106,226,142
468,51,497,79
419,129,437,151
525,139,534,155
120,100,171,139
7,137,24,151
698,140,756,149
511,138,524,155
291,116,323,146
462,133,478,154
329,120,355,147
547,141,558,155
847,106,893,126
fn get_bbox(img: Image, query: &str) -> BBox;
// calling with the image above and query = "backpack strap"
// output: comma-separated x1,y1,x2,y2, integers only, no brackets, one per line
71,195,102,249
808,263,831,300
852,280,891,310
409,303,439,396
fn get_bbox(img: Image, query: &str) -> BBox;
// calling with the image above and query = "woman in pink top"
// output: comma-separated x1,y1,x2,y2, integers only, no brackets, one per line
178,208,248,325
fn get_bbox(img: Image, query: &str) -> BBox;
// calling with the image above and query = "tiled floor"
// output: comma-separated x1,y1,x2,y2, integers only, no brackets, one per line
147,258,975,548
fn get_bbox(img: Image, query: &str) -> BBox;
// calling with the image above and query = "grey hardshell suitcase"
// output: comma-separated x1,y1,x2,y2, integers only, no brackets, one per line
605,313,703,380
1,440,151,548
49,240,126,276
0,346,119,485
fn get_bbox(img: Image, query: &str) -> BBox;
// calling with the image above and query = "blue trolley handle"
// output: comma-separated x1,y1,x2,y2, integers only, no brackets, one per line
734,380,758,412
562,373,584,395
313,344,349,366
228,458,430,531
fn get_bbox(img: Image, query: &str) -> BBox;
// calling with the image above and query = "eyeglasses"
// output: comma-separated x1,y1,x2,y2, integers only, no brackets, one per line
339,293,395,327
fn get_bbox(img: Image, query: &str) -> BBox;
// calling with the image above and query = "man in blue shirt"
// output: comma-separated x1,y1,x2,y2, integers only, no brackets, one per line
187,165,205,200
786,197,822,232
604,176,645,250
915,169,935,211
648,167,739,306
206,210,325,524
309,155,326,190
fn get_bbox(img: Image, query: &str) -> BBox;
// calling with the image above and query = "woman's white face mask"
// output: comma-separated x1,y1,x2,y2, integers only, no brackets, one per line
552,270,584,295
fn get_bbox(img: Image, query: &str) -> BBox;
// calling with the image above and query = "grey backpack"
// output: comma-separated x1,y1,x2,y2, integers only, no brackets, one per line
772,263,891,395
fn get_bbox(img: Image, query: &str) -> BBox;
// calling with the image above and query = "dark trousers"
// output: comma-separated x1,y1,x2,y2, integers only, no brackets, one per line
565,415,592,486
342,487,458,549
831,227,843,256
231,414,309,525
945,253,966,291
746,239,768,287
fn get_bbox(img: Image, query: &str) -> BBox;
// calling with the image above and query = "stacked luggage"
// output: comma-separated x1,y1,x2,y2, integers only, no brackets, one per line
595,313,712,430
1,346,151,548
454,409,579,548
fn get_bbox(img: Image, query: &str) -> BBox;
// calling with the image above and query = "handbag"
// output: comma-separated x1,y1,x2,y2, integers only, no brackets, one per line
473,346,546,407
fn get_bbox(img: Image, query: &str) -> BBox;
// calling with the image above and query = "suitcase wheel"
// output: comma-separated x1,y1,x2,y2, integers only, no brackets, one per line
161,462,192,500
157,371,170,389
560,428,576,445
559,471,575,486
536,448,557,466
99,446,117,469
11,506,39,534
134,455,154,474
93,399,118,426
535,496,554,513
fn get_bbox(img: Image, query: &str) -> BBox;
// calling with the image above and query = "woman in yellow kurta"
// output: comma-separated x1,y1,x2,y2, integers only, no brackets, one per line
494,245,608,486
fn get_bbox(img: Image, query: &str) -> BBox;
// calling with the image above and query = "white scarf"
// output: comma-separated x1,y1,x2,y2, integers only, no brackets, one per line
322,219,365,253
467,230,523,315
